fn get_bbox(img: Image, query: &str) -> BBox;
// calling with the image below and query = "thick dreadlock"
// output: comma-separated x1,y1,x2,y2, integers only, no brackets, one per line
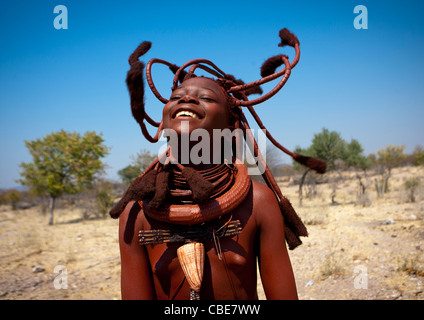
110,28,326,250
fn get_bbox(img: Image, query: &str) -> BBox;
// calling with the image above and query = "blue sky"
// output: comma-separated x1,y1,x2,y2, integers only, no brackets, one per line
1,0,423,189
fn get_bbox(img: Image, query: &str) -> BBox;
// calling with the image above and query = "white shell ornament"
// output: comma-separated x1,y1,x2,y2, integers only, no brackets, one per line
177,242,205,299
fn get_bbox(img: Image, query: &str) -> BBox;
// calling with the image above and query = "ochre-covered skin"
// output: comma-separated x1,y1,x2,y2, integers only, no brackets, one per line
119,180,298,300
117,75,299,300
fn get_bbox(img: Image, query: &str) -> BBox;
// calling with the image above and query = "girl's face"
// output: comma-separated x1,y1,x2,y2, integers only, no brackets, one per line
162,77,230,135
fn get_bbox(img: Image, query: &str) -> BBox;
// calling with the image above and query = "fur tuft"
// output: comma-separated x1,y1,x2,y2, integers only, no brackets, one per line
278,28,299,48
279,197,308,237
133,170,157,199
225,74,263,98
129,41,152,66
279,196,307,250
244,84,263,96
109,191,132,219
109,170,157,219
182,167,214,203
126,61,146,125
260,55,288,78
148,170,170,210
293,154,327,174
126,41,152,126
284,226,303,250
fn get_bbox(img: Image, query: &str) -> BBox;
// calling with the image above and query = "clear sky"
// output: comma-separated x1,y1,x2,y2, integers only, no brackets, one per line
1,0,423,189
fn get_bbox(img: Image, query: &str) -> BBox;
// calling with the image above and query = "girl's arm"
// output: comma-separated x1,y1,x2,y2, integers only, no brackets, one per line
119,201,156,300
253,182,298,300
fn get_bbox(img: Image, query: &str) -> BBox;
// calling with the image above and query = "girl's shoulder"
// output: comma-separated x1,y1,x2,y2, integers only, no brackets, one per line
250,180,283,227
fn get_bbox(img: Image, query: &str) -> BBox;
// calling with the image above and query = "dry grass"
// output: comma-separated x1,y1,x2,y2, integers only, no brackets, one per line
282,166,424,300
0,207,121,299
1,166,423,300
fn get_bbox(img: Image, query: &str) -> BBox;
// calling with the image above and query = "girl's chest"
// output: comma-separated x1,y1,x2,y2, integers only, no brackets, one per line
144,213,257,277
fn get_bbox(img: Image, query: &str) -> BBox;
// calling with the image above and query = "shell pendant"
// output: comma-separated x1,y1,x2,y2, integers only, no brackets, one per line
177,242,205,300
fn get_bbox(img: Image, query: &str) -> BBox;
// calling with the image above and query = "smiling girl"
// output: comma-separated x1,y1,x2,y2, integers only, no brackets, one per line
110,28,326,300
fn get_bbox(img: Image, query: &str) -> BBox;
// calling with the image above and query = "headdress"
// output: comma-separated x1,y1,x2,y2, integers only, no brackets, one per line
110,28,326,251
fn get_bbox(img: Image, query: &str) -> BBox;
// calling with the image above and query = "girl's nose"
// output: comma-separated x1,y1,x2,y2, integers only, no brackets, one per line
178,94,199,104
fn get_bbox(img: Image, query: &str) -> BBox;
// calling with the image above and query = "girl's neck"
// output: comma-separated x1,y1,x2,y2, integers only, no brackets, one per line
168,136,227,171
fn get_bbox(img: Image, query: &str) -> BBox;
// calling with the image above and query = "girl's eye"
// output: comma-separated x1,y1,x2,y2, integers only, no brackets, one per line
200,96,215,102
170,95,181,101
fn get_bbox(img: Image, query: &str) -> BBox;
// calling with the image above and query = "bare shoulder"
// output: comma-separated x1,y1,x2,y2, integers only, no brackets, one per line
251,180,277,201
250,180,283,226
118,200,145,245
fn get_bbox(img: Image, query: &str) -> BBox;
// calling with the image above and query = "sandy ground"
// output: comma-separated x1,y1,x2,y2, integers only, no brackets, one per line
1,166,423,300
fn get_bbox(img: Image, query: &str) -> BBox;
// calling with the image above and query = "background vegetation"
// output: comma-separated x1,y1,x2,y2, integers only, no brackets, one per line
1,128,422,225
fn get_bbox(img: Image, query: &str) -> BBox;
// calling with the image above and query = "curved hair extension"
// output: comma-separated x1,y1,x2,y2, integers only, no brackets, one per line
115,28,327,249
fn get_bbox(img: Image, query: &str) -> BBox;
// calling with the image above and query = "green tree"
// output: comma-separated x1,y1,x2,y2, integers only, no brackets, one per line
411,145,424,166
375,144,407,197
309,128,346,171
344,139,370,170
0,189,21,210
294,128,369,204
95,180,116,219
118,149,156,186
404,178,420,203
344,139,371,205
17,130,110,225
294,128,346,204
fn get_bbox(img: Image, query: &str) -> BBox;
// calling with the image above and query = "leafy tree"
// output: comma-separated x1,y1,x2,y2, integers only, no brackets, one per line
376,144,406,169
344,139,371,205
95,180,116,219
411,145,424,166
294,128,369,204
18,130,110,225
310,128,348,204
344,139,370,170
294,128,347,204
367,153,377,167
405,178,419,203
0,189,21,210
374,144,407,197
310,128,346,171
118,149,156,186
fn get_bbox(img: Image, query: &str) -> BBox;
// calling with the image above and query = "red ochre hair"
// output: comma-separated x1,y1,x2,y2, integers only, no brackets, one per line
113,28,327,250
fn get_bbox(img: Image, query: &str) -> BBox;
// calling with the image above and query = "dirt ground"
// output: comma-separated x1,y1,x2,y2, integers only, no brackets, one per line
1,166,423,300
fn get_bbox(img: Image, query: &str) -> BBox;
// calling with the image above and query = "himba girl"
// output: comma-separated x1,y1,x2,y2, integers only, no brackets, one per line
110,28,326,300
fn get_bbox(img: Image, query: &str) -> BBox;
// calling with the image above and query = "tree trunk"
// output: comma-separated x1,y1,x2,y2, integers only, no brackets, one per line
48,196,56,225
409,189,416,203
382,174,390,195
357,174,366,196
298,169,311,206
381,168,392,196
382,178,387,195
375,178,382,197
331,187,336,205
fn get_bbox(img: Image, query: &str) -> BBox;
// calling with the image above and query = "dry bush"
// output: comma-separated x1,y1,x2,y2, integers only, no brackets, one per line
320,251,346,278
404,177,420,203
356,191,372,207
319,239,347,279
397,253,424,277
298,203,329,226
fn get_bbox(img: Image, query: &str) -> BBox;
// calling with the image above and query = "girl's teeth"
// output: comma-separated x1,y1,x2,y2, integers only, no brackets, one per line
175,111,198,119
